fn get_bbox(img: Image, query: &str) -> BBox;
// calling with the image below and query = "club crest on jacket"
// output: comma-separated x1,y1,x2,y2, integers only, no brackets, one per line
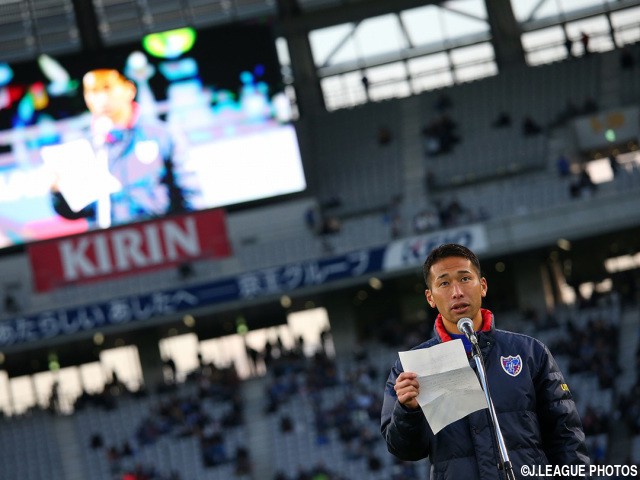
500,355,522,377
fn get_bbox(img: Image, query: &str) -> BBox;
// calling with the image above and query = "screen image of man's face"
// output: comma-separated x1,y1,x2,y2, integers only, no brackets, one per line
83,69,136,126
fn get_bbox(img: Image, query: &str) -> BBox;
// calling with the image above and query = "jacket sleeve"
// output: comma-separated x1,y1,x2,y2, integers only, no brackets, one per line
534,342,590,467
380,358,431,461
51,191,95,220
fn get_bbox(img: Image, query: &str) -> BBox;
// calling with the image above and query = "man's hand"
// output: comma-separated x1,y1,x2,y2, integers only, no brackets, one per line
394,371,420,410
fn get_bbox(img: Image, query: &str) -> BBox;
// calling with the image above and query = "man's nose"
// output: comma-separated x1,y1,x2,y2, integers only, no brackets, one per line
94,93,109,104
451,283,464,297
87,91,108,104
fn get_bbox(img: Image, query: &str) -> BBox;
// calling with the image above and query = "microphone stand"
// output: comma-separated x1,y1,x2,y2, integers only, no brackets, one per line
469,339,516,480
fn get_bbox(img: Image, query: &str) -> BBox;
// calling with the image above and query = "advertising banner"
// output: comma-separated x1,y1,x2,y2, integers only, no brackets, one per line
2,247,385,348
27,209,232,292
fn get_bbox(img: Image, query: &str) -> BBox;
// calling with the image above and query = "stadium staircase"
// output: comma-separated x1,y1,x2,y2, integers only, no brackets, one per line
241,375,274,477
53,415,87,480
398,95,427,221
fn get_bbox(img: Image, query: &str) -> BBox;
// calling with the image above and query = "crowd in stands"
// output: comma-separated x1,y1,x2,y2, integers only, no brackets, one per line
263,334,428,480
411,197,490,236
549,316,620,390
568,164,596,197
619,341,640,436
421,114,461,157
1,284,638,479
421,94,461,158
304,202,343,253
73,371,141,412
550,97,599,130
78,358,248,479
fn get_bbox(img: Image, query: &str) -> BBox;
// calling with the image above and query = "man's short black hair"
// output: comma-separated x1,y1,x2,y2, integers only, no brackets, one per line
423,243,482,289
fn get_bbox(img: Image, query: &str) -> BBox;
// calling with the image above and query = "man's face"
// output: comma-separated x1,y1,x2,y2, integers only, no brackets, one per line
425,256,487,332
83,70,136,122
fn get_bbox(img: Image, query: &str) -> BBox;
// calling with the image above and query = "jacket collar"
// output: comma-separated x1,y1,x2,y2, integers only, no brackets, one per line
434,308,494,343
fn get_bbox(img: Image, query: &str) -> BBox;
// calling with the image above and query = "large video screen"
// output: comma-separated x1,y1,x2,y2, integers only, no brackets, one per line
0,24,305,249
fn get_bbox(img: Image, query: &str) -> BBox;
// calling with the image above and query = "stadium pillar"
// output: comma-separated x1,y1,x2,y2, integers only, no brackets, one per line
276,0,326,114
322,296,358,358
71,0,103,52
513,256,549,319
132,330,165,392
485,0,526,68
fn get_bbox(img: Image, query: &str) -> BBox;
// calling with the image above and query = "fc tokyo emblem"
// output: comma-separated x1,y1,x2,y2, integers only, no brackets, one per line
500,355,522,377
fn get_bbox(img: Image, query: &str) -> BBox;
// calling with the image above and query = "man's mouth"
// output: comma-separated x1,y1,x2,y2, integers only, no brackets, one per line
451,303,469,313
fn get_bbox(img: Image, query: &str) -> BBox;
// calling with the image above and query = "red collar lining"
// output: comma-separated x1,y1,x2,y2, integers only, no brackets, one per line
435,308,493,342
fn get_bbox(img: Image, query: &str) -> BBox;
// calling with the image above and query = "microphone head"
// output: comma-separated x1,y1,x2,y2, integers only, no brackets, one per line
457,317,473,332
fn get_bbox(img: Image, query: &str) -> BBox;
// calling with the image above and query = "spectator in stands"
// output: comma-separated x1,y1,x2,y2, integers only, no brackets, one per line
412,208,440,234
565,35,574,58
581,31,591,55
234,445,253,476
434,93,452,113
620,46,635,69
163,357,177,384
280,414,295,433
48,380,61,414
609,153,621,177
570,166,597,199
120,440,134,457
48,68,196,229
90,432,104,449
556,153,571,177
491,111,512,128
201,430,229,467
320,216,341,236
318,214,341,253
381,243,589,478
246,343,261,376
421,114,460,157
377,125,393,145
436,197,471,228
522,115,542,136
106,370,128,395
361,75,370,97
582,96,598,114
304,204,321,234
106,445,121,473
3,289,19,313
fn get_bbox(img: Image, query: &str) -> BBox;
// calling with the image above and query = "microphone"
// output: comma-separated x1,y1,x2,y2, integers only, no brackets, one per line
457,317,478,346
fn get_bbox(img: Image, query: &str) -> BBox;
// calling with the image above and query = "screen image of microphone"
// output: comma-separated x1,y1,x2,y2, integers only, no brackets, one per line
457,317,478,345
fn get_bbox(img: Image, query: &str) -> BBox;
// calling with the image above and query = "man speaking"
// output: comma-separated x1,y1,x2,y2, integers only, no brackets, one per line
381,243,589,479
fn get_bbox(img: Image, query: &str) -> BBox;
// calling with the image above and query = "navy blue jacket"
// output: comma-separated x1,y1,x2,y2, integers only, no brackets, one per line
381,309,590,480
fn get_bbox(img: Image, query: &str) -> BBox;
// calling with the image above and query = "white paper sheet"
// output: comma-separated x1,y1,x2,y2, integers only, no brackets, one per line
41,138,122,212
399,339,488,434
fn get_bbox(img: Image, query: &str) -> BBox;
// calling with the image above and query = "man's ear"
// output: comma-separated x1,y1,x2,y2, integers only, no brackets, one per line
481,277,488,298
425,289,435,308
126,81,137,100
